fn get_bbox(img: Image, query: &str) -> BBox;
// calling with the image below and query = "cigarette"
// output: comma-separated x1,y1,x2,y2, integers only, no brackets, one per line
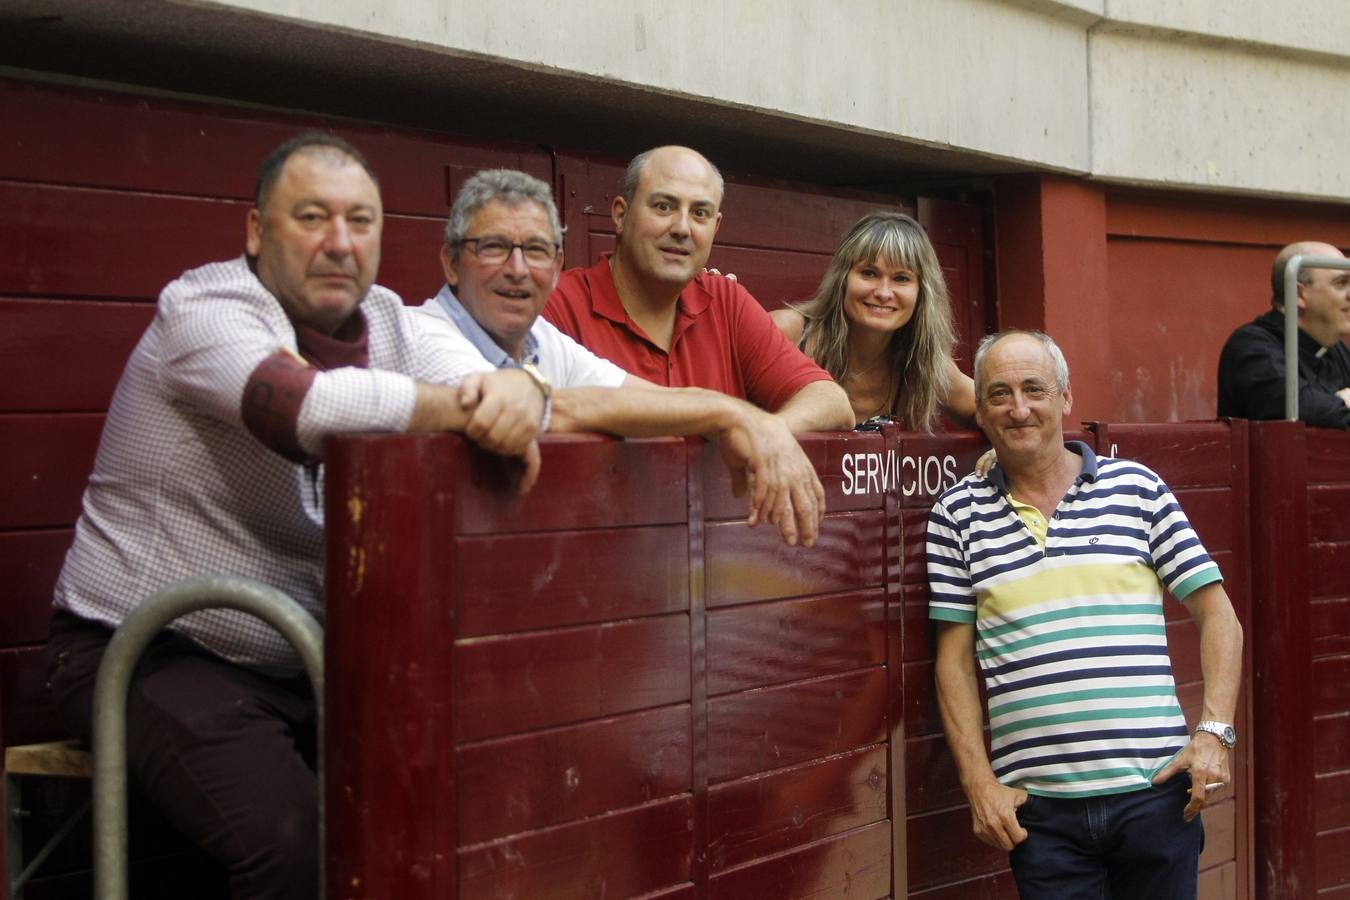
1204,782,1226,791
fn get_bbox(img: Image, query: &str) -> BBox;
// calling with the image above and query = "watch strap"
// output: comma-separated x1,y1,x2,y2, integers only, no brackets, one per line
1194,720,1237,748
517,362,552,431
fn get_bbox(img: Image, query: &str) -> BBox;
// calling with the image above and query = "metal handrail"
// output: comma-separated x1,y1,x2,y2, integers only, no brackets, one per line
1282,255,1350,421
90,576,324,900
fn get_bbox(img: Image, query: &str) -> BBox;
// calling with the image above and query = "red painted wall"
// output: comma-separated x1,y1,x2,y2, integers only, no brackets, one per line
994,176,1350,425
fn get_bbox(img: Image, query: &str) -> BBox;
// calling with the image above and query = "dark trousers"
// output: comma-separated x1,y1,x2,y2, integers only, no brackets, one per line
1010,776,1204,900
46,610,318,900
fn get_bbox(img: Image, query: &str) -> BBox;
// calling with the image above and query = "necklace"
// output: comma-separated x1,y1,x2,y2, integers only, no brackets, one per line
845,357,886,380
853,367,897,418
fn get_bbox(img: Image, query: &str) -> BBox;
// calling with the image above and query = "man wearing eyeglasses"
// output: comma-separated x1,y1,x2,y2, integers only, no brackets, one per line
926,330,1243,899
415,169,832,547
542,145,853,433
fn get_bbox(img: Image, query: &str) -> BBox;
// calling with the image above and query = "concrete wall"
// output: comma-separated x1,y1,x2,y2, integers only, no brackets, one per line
200,0,1349,201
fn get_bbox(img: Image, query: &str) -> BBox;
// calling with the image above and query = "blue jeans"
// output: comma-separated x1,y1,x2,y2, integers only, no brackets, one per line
1009,776,1204,900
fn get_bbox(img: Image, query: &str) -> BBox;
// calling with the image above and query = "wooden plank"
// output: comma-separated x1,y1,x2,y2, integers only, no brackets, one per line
454,614,691,742
1312,597,1350,658
454,525,689,637
902,659,940,739
1316,713,1350,774
1197,860,1238,900
1317,826,1350,892
0,414,102,529
0,78,552,217
707,668,887,784
1317,770,1350,834
1306,430,1350,478
457,796,693,900
1248,420,1317,899
1309,485,1350,543
707,591,885,695
908,870,1018,900
705,511,885,607
1171,487,1233,554
634,886,695,900
700,431,886,519
1310,542,1350,600
1177,682,1205,726
3,741,90,778
452,435,688,534
901,583,936,664
323,432,460,896
1314,653,1350,718
898,508,929,586
904,805,1008,891
707,820,890,900
0,299,151,411
0,182,243,299
364,215,457,314
707,744,887,871
456,705,690,845
896,433,990,509
1095,422,1236,488
1168,618,1203,685
904,732,965,816
1198,797,1236,870
688,244,831,312
0,529,70,646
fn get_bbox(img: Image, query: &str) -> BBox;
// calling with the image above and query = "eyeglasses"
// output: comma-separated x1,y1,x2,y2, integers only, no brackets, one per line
457,236,560,268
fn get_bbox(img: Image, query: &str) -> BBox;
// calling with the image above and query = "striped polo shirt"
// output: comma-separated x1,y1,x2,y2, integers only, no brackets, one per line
926,442,1222,798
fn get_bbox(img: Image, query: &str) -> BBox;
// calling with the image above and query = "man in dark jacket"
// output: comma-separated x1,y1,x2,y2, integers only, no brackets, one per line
1218,241,1350,428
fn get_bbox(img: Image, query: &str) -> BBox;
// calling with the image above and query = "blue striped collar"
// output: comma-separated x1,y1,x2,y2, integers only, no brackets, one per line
988,440,1098,493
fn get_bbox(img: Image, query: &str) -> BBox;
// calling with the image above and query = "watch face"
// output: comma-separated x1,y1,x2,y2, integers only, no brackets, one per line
1222,725,1237,745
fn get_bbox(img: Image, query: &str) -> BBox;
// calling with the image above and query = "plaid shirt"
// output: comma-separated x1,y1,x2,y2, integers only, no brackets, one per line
54,257,491,672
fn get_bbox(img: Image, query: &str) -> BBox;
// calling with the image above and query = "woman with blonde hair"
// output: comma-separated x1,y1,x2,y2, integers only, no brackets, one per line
771,211,976,429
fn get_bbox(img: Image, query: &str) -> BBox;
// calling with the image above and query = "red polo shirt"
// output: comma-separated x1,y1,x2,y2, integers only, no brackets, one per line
544,255,833,412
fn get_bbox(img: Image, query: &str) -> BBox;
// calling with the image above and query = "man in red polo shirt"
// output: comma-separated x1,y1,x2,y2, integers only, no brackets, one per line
544,145,853,433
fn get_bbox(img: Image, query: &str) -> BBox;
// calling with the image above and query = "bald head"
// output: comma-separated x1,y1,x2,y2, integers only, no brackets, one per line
621,145,724,208
1272,241,1345,307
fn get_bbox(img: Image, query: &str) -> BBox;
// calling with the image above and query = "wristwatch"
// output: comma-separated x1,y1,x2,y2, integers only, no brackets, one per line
518,362,552,432
1194,720,1237,749
518,362,551,400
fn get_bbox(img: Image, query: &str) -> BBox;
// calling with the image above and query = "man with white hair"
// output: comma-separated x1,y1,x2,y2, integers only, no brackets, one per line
928,329,1243,899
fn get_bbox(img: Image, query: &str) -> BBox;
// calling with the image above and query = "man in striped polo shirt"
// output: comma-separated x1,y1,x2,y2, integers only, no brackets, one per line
927,330,1243,899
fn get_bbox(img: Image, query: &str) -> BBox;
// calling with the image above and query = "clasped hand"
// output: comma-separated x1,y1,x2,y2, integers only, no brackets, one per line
458,370,545,494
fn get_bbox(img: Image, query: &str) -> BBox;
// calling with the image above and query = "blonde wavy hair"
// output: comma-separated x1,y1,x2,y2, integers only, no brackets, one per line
790,212,956,431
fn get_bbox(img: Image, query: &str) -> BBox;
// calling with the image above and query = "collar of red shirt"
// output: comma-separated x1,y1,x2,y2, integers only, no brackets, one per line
588,252,713,332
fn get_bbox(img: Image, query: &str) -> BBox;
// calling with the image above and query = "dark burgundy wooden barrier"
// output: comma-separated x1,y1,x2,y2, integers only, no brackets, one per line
1092,422,1254,900
324,422,1253,899
1248,422,1350,900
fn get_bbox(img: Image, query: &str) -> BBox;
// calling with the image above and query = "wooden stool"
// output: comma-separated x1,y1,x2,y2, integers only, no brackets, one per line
4,741,92,899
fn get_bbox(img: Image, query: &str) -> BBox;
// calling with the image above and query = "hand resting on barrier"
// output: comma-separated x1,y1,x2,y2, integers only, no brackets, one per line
549,384,827,546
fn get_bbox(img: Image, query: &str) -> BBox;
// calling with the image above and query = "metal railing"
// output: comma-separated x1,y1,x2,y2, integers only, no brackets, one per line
1282,254,1350,421
90,576,324,900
